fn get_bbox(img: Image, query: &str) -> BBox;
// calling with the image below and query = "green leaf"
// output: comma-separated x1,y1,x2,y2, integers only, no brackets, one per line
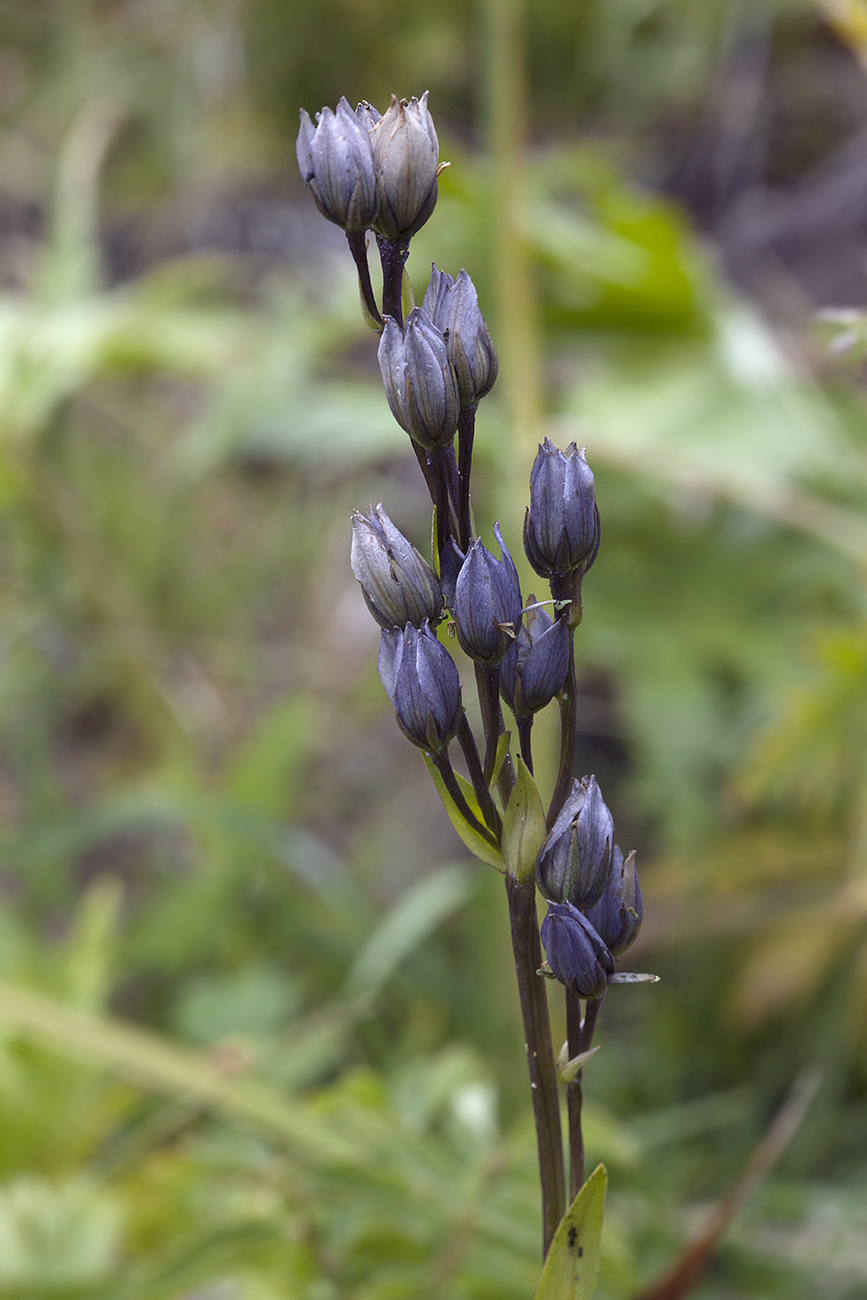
501,756,547,881
343,866,476,999
0,982,363,1167
533,1164,607,1300
423,755,506,872
491,730,512,787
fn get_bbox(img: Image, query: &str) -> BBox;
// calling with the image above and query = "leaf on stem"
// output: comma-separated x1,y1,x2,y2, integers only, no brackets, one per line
533,1164,607,1300
557,1040,601,1085
423,754,506,871
490,730,512,787
502,755,547,882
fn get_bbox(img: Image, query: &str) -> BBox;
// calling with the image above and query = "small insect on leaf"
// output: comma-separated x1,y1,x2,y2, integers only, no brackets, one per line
533,1164,607,1300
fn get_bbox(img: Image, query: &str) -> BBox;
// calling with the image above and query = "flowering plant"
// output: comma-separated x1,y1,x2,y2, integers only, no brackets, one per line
298,92,656,1293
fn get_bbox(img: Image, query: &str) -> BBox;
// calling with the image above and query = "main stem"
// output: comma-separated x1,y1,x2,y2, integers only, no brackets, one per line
506,872,565,1256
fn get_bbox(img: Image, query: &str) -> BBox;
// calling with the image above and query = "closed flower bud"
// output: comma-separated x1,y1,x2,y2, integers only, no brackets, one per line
296,97,378,232
453,525,523,666
438,536,465,610
524,439,601,580
500,599,570,718
378,621,461,755
535,775,614,909
422,265,498,407
584,847,644,958
350,504,443,630
378,310,460,450
370,93,440,239
541,900,614,1000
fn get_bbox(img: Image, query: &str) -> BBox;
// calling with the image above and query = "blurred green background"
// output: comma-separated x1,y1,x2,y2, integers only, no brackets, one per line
1,0,867,1296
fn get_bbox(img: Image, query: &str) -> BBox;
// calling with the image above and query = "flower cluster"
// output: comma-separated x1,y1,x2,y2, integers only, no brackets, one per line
297,93,442,239
536,777,643,998
297,93,650,1250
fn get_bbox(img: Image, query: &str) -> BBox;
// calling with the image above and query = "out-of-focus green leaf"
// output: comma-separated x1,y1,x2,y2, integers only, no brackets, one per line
343,865,477,1000
0,982,364,1166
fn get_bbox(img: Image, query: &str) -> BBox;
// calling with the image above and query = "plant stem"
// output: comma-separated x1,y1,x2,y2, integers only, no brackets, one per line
457,406,476,551
475,662,504,785
456,715,502,837
432,752,500,849
429,449,453,564
565,990,604,1198
548,636,577,828
506,872,566,1256
377,234,411,326
517,715,534,774
345,231,383,330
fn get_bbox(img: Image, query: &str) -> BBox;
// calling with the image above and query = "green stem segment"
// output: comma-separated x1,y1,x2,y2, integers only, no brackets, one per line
507,872,566,1256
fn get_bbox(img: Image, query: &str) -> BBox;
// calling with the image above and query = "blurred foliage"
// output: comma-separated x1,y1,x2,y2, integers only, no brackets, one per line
0,0,867,1297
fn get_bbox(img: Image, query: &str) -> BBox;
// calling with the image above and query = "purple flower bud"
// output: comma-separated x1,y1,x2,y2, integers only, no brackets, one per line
500,599,570,718
369,93,440,239
350,504,443,631
422,265,498,408
378,622,461,755
453,524,523,666
535,775,614,909
583,846,644,958
438,537,465,610
296,97,378,232
524,439,601,580
541,900,614,1000
378,310,460,450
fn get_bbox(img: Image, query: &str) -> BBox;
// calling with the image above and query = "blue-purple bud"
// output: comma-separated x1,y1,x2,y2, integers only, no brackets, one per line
524,439,601,580
350,504,443,630
500,599,570,718
541,900,614,1000
583,846,644,958
535,775,614,909
296,98,379,233
452,524,523,666
438,537,465,610
378,622,461,755
378,310,460,450
422,265,498,408
369,93,440,239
